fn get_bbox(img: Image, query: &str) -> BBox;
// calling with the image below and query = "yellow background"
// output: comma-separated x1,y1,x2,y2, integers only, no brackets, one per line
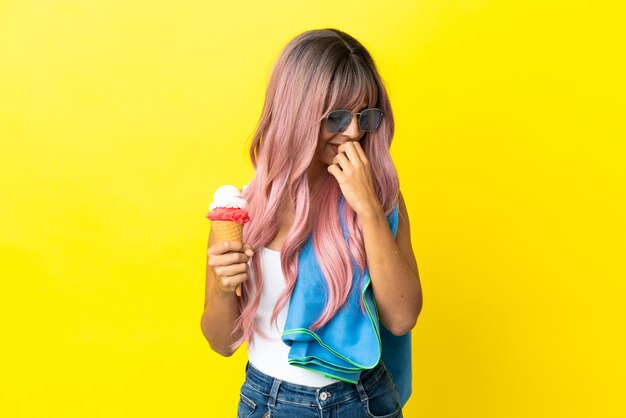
1,1,624,417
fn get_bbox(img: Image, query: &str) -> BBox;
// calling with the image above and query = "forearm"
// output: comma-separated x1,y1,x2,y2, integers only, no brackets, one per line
200,288,242,356
359,206,422,335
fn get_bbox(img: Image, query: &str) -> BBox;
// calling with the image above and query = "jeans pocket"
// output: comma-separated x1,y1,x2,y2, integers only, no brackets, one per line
364,367,402,418
237,392,256,418
364,400,401,418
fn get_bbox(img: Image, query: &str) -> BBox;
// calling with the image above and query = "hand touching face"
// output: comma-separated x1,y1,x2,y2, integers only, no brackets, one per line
327,141,381,217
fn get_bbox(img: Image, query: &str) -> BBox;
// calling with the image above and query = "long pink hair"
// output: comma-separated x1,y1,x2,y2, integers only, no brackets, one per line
235,29,399,346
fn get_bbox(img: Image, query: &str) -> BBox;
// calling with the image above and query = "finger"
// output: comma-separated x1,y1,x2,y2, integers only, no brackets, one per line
327,163,345,180
243,243,255,258
208,240,246,256
214,262,248,278
208,251,250,268
352,141,368,163
230,272,248,294
223,272,248,296
332,150,351,170
213,249,250,265
339,142,362,164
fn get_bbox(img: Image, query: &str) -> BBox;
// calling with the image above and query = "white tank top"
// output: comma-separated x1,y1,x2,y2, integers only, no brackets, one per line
247,247,339,387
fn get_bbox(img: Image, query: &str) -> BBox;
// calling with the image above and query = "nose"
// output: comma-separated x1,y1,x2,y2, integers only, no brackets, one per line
341,115,361,140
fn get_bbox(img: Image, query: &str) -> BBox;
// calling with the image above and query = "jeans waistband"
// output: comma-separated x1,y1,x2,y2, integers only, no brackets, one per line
243,361,388,408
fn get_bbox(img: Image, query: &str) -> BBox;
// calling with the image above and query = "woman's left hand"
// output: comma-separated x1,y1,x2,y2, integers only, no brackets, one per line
327,141,382,217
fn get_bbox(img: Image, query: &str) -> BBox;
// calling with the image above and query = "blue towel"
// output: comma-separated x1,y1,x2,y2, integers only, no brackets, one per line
282,201,412,406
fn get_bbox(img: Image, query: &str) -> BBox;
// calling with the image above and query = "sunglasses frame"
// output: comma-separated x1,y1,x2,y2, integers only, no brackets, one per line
324,108,384,134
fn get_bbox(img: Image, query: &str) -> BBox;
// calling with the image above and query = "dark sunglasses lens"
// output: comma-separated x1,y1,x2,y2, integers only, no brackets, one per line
359,109,383,131
326,110,352,133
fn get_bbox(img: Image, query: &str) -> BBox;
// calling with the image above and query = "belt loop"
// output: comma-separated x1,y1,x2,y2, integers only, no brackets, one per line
268,377,282,408
356,380,369,403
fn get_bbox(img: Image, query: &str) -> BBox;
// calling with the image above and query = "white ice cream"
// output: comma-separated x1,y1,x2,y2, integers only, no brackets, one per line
209,185,248,211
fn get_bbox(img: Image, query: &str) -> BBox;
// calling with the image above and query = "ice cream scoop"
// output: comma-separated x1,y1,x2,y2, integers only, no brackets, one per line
209,185,249,211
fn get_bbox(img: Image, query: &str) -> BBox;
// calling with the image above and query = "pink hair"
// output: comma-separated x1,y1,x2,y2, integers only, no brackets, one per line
234,29,399,347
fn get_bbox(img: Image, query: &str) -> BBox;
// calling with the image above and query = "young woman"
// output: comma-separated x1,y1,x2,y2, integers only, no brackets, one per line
201,28,422,418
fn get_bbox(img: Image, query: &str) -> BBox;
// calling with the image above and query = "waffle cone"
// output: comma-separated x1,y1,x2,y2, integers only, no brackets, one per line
210,221,244,242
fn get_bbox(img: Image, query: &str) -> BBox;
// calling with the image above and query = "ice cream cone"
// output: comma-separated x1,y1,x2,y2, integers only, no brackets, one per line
210,220,244,243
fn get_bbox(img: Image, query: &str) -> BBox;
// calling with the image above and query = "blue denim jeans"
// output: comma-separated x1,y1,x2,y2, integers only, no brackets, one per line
237,361,403,418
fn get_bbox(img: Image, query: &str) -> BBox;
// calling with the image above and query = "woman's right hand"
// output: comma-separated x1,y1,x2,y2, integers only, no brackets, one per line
207,241,254,295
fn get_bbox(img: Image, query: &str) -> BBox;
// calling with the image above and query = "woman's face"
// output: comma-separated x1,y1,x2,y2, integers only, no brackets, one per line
314,110,365,168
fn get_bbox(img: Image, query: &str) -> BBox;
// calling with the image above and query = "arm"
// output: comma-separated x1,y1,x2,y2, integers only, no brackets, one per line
328,142,422,335
358,192,422,335
200,232,253,356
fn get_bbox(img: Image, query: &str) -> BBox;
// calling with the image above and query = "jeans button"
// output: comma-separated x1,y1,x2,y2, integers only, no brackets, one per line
319,391,329,401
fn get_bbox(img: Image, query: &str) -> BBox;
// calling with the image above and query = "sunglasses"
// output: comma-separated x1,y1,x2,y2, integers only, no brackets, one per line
324,108,384,134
